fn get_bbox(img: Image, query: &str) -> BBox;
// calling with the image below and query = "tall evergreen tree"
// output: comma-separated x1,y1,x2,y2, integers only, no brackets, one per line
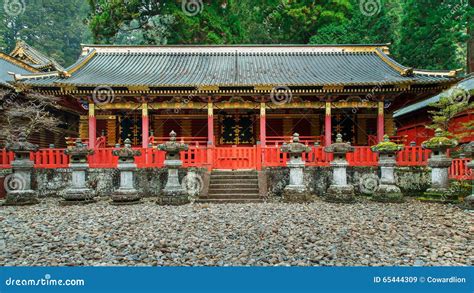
0,0,91,66
394,0,468,71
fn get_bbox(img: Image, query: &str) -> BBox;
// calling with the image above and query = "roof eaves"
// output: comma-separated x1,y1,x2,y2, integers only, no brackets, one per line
374,48,413,77
0,52,40,73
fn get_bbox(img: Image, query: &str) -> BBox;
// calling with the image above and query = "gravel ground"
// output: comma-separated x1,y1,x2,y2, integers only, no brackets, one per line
1,198,472,266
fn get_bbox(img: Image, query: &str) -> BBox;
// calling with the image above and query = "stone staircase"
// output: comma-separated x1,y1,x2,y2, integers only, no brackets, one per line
198,170,262,203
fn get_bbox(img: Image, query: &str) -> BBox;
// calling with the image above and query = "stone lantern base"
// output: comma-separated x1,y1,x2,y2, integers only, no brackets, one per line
325,185,355,203
464,195,474,210
157,160,190,206
283,186,312,203
111,162,141,205
158,190,190,206
4,190,39,206
4,159,38,206
61,188,96,205
373,185,404,203
111,189,141,205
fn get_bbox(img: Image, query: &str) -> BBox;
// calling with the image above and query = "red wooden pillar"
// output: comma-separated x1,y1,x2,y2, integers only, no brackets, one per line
88,103,96,149
207,101,214,145
377,101,385,142
142,103,149,148
324,101,332,146
207,101,214,170
260,102,266,146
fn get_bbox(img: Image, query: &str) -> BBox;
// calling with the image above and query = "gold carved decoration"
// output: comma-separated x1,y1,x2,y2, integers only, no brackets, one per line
128,85,150,92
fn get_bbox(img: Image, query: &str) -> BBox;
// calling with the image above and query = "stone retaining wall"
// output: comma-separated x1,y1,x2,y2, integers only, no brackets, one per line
0,166,431,199
264,166,431,199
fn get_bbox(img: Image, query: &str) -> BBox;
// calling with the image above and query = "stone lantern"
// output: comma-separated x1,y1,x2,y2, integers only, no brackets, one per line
111,138,142,204
4,132,39,205
280,133,312,202
156,131,189,205
421,128,458,200
324,133,355,203
371,135,404,202
461,141,474,209
63,138,95,204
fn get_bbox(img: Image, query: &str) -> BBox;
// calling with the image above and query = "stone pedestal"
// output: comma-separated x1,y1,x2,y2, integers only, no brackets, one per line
373,153,403,202
111,139,141,205
158,159,189,205
4,159,38,205
326,160,355,203
283,158,311,202
111,162,140,204
3,132,39,206
62,138,95,205
324,134,355,203
421,129,457,202
156,131,190,205
280,133,312,203
62,163,95,204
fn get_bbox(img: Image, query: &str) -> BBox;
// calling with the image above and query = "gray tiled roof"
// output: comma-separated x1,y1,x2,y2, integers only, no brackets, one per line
394,76,474,117
10,41,64,71
0,57,34,89
17,45,457,88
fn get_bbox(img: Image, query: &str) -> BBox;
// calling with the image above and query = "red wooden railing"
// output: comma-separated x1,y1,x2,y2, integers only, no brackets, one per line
0,150,14,168
0,147,473,180
347,147,378,166
152,136,208,147
266,136,324,146
449,158,473,180
31,149,69,168
396,147,431,166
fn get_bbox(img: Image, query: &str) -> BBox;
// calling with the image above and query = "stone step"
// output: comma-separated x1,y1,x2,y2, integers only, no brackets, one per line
196,198,263,204
206,194,261,199
210,175,258,180
208,188,259,194
209,181,258,189
211,170,257,175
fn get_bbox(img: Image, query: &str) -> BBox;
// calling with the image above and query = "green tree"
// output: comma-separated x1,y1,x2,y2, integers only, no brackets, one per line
0,0,91,66
427,88,473,140
309,0,401,45
394,0,468,71
87,0,351,45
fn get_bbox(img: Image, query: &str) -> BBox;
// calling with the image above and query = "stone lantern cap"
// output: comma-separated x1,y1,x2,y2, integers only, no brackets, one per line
421,128,457,151
5,132,39,154
64,138,94,163
324,133,355,155
371,135,404,154
156,131,188,157
112,138,141,162
281,133,311,154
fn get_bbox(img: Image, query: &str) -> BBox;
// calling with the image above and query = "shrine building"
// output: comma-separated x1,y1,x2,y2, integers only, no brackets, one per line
11,44,460,153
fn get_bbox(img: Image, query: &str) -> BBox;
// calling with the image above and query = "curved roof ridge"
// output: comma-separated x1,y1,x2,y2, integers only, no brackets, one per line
0,52,40,73
374,48,413,77
81,44,391,55
10,40,64,71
